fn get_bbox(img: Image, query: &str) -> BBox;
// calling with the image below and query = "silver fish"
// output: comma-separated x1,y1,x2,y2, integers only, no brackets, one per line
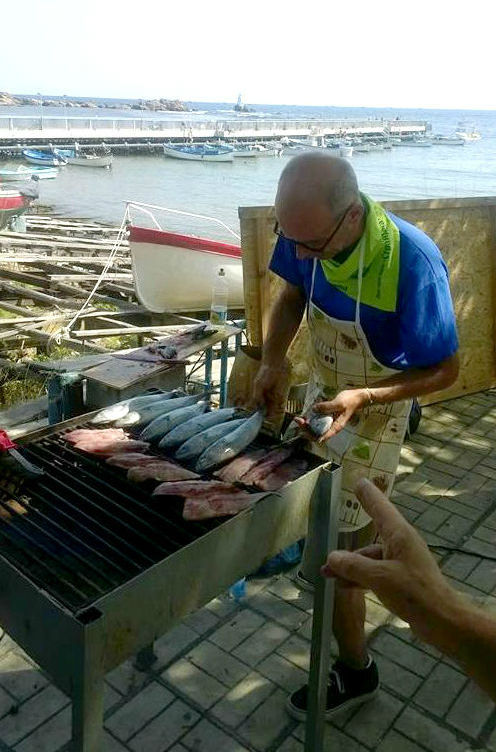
175,418,246,462
140,399,207,443
90,390,181,425
307,408,334,439
134,393,199,428
159,407,239,449
114,411,141,428
195,411,264,473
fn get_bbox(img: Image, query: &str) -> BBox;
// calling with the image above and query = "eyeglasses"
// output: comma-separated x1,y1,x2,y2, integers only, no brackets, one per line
273,206,351,253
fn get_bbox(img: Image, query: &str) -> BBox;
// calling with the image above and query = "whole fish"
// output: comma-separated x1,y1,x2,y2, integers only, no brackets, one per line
306,408,334,439
114,411,141,428
140,399,206,443
90,390,181,425
195,411,264,473
159,407,239,449
134,393,199,428
175,418,246,462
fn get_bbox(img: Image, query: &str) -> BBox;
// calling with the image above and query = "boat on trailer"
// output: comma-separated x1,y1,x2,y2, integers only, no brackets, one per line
53,149,113,168
129,225,243,312
22,149,66,167
163,143,234,162
0,165,58,181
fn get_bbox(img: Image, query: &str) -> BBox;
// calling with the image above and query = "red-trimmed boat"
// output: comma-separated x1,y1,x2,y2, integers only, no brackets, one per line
0,185,37,231
129,225,243,312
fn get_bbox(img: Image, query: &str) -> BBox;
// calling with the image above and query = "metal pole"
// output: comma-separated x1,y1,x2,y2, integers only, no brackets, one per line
220,338,229,407
204,346,213,396
305,465,341,752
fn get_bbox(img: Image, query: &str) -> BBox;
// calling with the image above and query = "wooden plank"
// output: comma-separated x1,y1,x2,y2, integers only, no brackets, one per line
0,281,69,307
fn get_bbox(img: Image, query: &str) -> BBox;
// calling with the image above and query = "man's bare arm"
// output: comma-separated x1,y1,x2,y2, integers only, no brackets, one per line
261,281,306,368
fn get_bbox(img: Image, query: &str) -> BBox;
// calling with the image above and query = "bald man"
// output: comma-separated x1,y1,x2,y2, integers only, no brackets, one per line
253,153,459,720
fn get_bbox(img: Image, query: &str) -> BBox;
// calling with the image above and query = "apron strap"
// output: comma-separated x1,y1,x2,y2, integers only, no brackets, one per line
355,242,366,326
307,258,318,323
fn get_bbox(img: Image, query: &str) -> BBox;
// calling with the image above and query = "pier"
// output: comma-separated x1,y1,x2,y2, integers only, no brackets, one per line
0,115,429,155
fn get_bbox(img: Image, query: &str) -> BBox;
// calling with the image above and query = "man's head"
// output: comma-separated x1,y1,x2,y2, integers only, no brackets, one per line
275,152,365,260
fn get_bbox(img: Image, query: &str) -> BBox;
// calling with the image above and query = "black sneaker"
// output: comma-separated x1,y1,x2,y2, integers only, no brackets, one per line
286,658,379,721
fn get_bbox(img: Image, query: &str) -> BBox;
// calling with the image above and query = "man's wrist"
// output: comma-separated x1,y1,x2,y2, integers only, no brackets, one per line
411,585,475,658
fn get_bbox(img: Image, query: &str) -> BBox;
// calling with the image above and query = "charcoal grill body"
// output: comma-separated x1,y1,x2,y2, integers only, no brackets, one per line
0,417,341,751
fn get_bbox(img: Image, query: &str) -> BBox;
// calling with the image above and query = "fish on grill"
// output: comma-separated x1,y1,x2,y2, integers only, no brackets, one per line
214,448,266,483
113,411,141,428
174,418,246,462
159,407,239,449
256,458,309,491
152,479,237,497
90,391,182,425
74,439,150,456
182,490,256,521
140,401,207,444
64,428,127,444
195,411,264,473
127,462,199,483
136,394,204,431
106,453,159,469
239,442,299,486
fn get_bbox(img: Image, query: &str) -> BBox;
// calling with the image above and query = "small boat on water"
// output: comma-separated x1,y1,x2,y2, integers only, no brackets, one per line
431,135,465,146
53,148,113,168
401,137,432,147
0,181,39,231
455,129,481,142
0,165,58,181
163,143,234,162
22,149,66,166
129,225,243,312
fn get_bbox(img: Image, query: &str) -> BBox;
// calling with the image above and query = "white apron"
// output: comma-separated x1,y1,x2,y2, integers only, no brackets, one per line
303,245,412,536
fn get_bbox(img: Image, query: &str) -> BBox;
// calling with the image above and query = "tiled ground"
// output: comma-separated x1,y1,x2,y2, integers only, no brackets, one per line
2,391,496,751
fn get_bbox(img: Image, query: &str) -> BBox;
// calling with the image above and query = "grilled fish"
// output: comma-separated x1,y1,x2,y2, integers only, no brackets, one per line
195,411,264,473
136,393,204,430
214,448,266,483
240,442,299,485
128,461,199,483
106,453,159,469
74,439,150,456
174,418,246,462
64,428,127,444
183,491,256,521
159,407,239,449
152,479,237,497
141,401,207,443
90,391,180,425
256,458,309,491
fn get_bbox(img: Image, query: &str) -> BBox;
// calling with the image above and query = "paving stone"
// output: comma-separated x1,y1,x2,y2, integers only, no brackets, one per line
394,706,468,751
413,663,466,717
187,642,249,688
205,595,239,620
451,476,490,499
391,492,430,515
0,685,68,747
153,623,199,669
247,591,309,631
238,688,292,750
257,653,308,692
275,736,304,752
434,495,483,521
294,723,369,751
415,506,451,533
365,599,391,627
435,514,474,543
211,670,275,728
0,683,22,722
372,631,436,677
14,706,71,752
446,679,495,737
472,525,496,543
209,610,265,652
128,699,199,751
0,651,49,703
267,576,314,612
452,450,485,470
105,659,148,697
344,689,403,747
276,635,311,672
105,681,174,741
481,509,496,530
485,723,496,751
465,559,496,593
104,684,122,714
424,459,468,479
394,476,429,496
104,731,131,751
371,653,423,698
183,607,219,635
233,621,289,666
182,718,249,751
376,729,427,752
295,616,313,640
162,658,226,709
441,552,479,581
474,464,496,480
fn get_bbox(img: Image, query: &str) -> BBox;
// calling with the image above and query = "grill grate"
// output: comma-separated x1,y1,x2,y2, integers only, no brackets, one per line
0,426,227,613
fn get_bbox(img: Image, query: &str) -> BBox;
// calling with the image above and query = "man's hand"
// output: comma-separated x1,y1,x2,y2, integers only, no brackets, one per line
311,388,368,442
252,363,283,413
321,478,460,644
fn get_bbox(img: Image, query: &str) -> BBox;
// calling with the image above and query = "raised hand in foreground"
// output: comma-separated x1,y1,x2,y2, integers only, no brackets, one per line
321,478,496,701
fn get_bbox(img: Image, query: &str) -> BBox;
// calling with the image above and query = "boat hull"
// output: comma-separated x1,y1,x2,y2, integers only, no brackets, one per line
0,191,30,230
0,166,58,181
129,226,243,312
163,145,233,162
22,150,65,166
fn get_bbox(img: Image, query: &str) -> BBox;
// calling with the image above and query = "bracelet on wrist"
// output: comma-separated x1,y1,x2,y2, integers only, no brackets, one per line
364,387,375,406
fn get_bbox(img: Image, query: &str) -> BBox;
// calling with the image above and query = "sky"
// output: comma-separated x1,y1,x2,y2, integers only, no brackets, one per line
1,0,495,110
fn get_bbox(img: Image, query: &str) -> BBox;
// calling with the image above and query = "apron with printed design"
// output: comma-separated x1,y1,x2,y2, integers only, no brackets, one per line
304,247,412,532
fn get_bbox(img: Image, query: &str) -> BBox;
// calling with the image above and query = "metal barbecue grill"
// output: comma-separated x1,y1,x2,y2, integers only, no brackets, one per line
0,415,341,752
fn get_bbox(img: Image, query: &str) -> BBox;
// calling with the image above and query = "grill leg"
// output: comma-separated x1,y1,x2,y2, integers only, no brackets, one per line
71,608,105,752
305,466,341,752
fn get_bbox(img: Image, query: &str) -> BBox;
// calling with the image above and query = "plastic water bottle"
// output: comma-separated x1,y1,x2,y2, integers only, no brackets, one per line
210,267,228,326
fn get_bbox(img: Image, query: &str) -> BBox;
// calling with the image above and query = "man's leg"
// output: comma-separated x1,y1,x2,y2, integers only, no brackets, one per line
333,582,368,669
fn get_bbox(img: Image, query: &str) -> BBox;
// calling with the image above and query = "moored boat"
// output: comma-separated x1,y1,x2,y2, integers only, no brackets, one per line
0,181,38,230
0,165,58,181
22,149,66,166
53,149,113,167
163,143,234,162
431,135,465,145
129,225,243,312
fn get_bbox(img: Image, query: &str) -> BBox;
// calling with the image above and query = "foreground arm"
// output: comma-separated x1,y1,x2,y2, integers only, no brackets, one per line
311,352,459,441
322,478,496,701
252,281,305,409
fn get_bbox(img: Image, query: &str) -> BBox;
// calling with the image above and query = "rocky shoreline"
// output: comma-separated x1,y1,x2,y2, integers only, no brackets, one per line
0,93,189,112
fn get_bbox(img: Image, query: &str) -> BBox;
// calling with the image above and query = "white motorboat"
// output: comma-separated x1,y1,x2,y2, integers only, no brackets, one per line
431,135,465,146
54,149,113,167
163,143,234,162
0,165,58,181
455,129,481,142
401,137,432,147
129,225,243,312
